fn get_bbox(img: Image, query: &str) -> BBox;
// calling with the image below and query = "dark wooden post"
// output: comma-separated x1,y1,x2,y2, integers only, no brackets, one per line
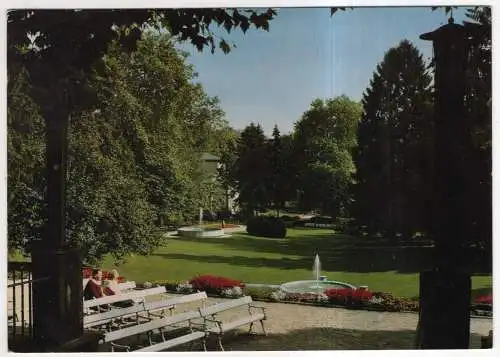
30,84,87,350
416,18,472,349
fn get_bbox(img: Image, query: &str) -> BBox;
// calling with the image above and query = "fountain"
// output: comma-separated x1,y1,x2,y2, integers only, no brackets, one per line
177,207,228,238
280,254,356,294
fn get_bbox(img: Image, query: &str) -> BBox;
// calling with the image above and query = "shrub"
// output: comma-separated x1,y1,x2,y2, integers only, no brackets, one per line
176,281,194,294
246,216,287,238
220,286,244,298
372,292,419,312
244,286,276,301
280,215,301,228
189,274,244,295
150,280,181,291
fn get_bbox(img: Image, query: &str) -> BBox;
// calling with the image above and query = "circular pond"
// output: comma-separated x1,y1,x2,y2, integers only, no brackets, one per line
177,227,226,238
280,280,356,294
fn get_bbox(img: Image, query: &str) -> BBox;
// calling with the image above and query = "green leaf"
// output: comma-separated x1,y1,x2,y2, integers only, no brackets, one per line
219,39,231,54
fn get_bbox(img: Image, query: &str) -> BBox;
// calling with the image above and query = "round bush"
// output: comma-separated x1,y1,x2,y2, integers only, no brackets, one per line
247,216,287,238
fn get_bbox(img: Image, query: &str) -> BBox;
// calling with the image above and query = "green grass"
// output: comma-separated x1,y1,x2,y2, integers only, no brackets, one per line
101,228,492,298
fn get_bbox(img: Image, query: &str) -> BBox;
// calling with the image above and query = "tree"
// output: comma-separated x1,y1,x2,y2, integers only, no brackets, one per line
459,7,491,269
268,125,293,216
233,123,271,216
354,40,433,239
293,96,362,218
215,127,240,214
8,33,232,263
7,68,46,252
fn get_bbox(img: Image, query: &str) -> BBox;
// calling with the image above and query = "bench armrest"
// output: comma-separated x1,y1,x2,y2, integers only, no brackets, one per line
203,317,223,333
248,304,266,315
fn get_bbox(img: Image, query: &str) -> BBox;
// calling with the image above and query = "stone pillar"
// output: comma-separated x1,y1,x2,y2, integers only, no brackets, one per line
31,103,87,349
417,19,472,349
31,246,83,348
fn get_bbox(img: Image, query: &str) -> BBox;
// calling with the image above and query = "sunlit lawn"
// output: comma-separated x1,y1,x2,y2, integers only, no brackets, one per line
102,228,492,298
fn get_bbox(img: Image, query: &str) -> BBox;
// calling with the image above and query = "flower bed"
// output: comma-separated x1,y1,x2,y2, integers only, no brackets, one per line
148,276,491,317
190,274,245,296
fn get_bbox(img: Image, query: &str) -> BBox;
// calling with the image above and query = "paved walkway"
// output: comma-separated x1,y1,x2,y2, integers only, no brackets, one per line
163,294,492,349
200,296,492,336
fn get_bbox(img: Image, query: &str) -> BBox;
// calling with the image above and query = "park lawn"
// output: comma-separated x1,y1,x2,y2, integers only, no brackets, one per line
102,228,492,298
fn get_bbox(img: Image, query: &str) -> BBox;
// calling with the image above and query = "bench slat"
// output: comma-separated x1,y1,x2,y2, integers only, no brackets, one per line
199,296,252,317
103,309,201,343
135,331,205,352
84,286,166,309
85,292,208,329
84,304,145,327
145,291,207,312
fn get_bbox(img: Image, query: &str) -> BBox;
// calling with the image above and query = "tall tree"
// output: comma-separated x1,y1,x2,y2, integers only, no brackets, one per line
268,125,292,216
354,40,433,239
233,123,270,216
293,96,362,218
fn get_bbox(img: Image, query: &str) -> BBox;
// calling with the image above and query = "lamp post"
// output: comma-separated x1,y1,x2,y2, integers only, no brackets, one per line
417,18,472,349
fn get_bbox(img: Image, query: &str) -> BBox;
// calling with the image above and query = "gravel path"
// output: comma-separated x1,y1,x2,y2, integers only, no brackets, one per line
139,294,495,350
199,296,493,336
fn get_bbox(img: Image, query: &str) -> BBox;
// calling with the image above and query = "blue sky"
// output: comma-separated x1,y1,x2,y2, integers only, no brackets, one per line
179,7,467,136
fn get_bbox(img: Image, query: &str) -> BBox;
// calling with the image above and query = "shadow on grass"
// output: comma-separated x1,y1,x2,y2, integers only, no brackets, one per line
169,230,490,274
164,235,434,273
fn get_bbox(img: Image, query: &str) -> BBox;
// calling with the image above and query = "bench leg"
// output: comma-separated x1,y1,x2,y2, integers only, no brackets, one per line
248,322,254,335
202,337,207,352
217,335,225,351
260,320,267,336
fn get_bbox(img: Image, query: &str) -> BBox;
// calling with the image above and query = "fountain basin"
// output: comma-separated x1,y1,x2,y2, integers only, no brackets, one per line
280,280,356,294
178,227,226,238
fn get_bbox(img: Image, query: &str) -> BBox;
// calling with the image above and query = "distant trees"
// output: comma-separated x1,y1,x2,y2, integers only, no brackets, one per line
354,40,433,239
231,123,271,216
293,96,362,218
226,96,361,220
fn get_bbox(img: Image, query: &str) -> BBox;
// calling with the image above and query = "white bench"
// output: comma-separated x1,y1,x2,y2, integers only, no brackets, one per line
84,303,150,330
100,309,206,352
199,295,266,351
145,291,208,318
117,281,136,292
84,286,166,313
84,292,208,330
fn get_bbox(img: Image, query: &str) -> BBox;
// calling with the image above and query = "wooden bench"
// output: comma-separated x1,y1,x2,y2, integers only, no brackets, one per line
84,286,166,313
84,292,208,330
100,309,206,352
198,295,266,351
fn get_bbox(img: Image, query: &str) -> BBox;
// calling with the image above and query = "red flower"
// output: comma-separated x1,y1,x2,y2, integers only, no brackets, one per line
474,294,492,305
189,275,244,293
325,288,372,304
